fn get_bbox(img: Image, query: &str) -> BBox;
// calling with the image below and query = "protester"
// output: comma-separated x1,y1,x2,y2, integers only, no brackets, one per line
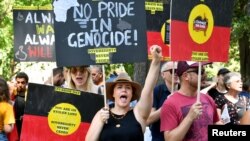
62,67,69,88
85,45,162,141
160,61,221,141
44,67,65,87
6,80,19,141
13,72,29,139
106,72,118,108
66,65,98,94
215,72,250,124
7,81,17,103
147,61,179,141
240,80,250,98
208,68,230,100
0,77,15,140
91,65,104,94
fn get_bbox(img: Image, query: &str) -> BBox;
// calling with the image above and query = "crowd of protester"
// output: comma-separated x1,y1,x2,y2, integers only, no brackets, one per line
1,58,250,141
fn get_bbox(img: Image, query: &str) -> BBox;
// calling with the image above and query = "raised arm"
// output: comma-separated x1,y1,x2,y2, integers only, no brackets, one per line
134,45,162,124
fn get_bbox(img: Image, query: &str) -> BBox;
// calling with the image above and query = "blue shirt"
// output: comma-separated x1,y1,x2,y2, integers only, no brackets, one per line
150,84,171,141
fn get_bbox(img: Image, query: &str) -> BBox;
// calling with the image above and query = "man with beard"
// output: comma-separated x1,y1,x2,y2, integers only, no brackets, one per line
13,72,29,139
44,67,65,87
160,61,221,141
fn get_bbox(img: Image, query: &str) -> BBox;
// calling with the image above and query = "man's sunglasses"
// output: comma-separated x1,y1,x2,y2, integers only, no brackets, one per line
163,69,177,74
186,69,205,75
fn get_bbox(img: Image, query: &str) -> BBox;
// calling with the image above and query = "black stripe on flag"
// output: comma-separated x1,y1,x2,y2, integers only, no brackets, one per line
25,83,104,123
171,0,234,27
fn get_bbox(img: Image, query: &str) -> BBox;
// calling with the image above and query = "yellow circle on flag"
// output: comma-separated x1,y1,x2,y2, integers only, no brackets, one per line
48,103,81,136
188,4,214,44
161,19,170,45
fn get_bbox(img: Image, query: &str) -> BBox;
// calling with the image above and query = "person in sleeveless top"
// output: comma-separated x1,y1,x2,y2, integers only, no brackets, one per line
85,45,162,141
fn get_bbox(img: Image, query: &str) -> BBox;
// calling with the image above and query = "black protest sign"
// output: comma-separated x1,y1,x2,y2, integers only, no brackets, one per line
21,83,104,141
145,0,171,60
53,0,147,67
13,6,55,62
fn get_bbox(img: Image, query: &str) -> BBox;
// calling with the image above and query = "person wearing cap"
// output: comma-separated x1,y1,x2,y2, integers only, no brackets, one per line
208,68,230,100
65,65,98,94
147,61,179,141
160,61,220,141
85,45,162,141
214,72,250,125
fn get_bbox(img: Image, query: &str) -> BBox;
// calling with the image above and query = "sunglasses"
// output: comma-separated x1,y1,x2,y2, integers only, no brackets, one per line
70,67,88,74
163,69,177,74
186,69,205,75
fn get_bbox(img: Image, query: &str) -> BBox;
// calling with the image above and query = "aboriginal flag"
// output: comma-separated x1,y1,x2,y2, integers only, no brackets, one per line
145,0,171,60
20,83,104,141
171,0,234,62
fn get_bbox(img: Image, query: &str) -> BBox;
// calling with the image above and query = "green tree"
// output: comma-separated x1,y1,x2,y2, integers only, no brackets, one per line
0,0,52,80
0,0,15,80
231,0,250,81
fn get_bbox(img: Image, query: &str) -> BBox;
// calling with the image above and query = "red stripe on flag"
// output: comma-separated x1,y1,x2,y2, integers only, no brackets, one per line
147,31,170,60
171,20,230,62
20,114,90,141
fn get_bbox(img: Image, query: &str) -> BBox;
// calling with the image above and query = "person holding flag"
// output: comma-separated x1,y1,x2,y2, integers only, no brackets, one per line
85,45,162,141
160,61,221,141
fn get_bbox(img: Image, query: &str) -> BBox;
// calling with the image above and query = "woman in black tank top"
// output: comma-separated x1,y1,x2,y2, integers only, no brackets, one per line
85,45,162,141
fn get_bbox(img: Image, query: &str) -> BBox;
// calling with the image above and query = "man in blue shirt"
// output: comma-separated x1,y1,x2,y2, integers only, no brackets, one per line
147,61,179,141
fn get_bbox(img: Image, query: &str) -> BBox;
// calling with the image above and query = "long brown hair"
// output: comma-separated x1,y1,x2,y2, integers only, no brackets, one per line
0,77,10,102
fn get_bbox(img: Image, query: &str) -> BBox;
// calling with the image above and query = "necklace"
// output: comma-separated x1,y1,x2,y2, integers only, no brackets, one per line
110,111,126,128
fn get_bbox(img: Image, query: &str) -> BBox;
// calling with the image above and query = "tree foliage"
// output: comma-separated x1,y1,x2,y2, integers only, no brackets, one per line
231,0,250,81
0,0,52,80
0,0,15,80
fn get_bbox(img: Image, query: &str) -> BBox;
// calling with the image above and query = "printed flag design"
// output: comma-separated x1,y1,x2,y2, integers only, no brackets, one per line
145,0,171,60
21,83,104,141
170,0,234,62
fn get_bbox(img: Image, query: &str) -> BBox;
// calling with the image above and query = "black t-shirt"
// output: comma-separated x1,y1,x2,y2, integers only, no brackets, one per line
14,94,25,120
208,88,227,100
100,109,143,141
